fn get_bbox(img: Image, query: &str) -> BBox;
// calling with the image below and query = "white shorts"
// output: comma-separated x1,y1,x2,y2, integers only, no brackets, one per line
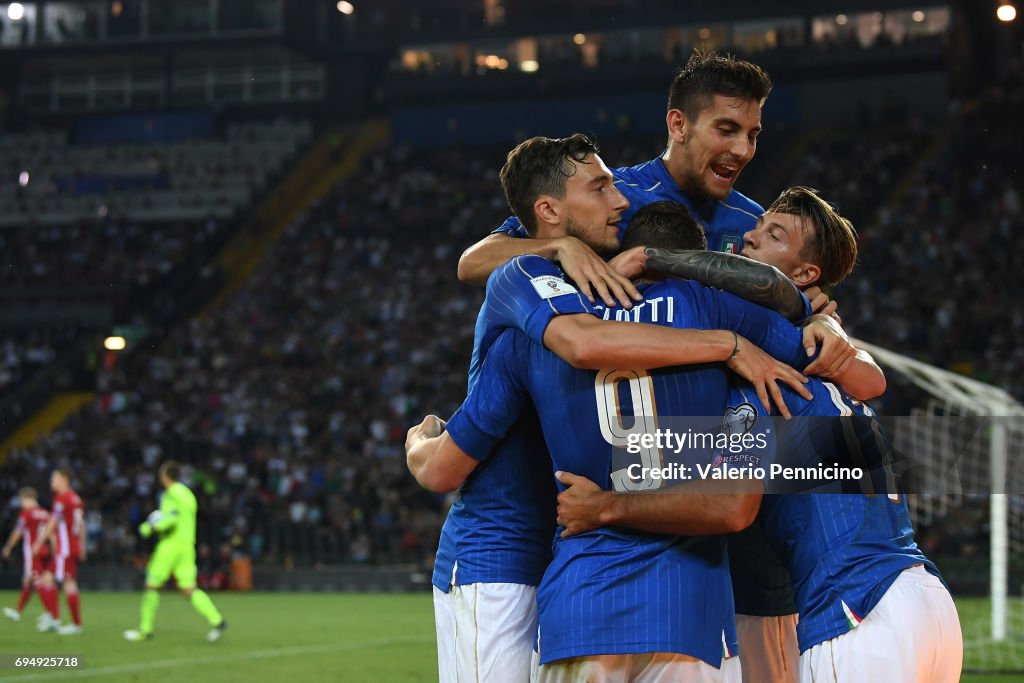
534,653,741,683
736,613,799,683
433,583,537,683
799,565,962,683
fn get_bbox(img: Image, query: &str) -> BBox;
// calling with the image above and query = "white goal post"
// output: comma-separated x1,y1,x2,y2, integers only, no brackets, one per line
855,339,1024,672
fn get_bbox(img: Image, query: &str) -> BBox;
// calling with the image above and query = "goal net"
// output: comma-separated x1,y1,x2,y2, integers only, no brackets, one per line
855,340,1024,675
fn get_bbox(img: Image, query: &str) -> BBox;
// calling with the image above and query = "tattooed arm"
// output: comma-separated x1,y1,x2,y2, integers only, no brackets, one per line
644,248,809,322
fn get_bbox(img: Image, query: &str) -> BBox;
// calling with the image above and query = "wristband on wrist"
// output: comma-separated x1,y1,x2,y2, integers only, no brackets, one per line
726,331,740,364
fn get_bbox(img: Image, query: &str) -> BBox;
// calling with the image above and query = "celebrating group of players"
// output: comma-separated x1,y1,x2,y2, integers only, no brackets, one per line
406,51,964,682
2,469,85,635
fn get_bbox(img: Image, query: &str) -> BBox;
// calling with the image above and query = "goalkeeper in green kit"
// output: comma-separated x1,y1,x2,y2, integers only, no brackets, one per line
124,461,227,642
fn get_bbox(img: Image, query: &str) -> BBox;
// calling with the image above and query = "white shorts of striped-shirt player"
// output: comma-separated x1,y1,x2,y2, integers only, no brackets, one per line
799,565,963,683
433,582,537,683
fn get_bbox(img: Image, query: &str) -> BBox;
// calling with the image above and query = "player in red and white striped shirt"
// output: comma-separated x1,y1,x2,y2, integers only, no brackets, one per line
32,470,86,634
2,487,60,624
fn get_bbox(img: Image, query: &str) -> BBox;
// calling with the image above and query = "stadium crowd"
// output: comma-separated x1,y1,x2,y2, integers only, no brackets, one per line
0,120,311,225
1,334,59,391
1,144,509,568
0,217,225,292
803,94,1024,404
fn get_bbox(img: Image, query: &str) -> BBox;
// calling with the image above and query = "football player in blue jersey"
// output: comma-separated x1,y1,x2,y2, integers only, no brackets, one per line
754,385,962,683
424,132,628,683
457,50,774,310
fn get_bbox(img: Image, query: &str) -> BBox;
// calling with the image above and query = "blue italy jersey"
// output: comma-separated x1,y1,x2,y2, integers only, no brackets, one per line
430,403,556,591
432,264,590,592
467,255,592,389
445,259,809,666
725,380,940,652
493,156,763,254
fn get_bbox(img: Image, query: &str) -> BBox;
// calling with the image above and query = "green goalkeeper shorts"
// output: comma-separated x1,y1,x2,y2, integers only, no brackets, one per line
146,542,198,590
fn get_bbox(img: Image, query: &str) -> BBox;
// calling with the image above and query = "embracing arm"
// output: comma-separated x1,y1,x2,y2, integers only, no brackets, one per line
459,234,640,307
818,347,886,401
405,333,526,494
543,314,810,417
458,233,564,285
642,250,885,399
405,415,480,494
555,471,763,538
644,248,808,322
802,315,887,400
543,314,735,369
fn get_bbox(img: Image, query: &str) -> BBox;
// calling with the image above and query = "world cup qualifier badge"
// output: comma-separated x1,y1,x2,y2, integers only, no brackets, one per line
720,235,741,254
529,275,578,300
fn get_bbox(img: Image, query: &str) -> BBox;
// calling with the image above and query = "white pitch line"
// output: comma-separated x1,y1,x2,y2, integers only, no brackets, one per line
0,636,433,681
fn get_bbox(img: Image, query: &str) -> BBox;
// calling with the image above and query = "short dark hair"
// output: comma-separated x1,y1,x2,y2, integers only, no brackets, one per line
159,461,181,482
766,186,858,287
499,133,600,236
622,201,707,251
54,468,73,484
18,487,37,500
668,50,773,122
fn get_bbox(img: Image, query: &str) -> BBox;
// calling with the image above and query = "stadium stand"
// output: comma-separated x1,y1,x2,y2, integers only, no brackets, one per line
0,332,60,392
823,82,1024,405
0,142,511,569
0,120,310,226
0,117,312,402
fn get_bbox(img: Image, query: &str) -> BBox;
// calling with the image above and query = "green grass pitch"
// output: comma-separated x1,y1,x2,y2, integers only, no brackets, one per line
0,591,436,682
0,591,1016,681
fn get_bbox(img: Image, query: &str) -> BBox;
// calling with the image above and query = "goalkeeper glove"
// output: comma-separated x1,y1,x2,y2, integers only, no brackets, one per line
139,522,153,538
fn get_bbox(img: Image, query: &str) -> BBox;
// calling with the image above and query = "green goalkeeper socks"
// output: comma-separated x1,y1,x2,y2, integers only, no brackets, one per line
140,589,160,634
190,589,223,626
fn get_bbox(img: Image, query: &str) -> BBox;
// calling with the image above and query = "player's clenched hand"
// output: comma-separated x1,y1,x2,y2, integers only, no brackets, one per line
555,236,642,309
802,315,857,379
726,335,811,419
607,245,648,281
555,471,611,538
803,286,841,322
405,414,446,453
